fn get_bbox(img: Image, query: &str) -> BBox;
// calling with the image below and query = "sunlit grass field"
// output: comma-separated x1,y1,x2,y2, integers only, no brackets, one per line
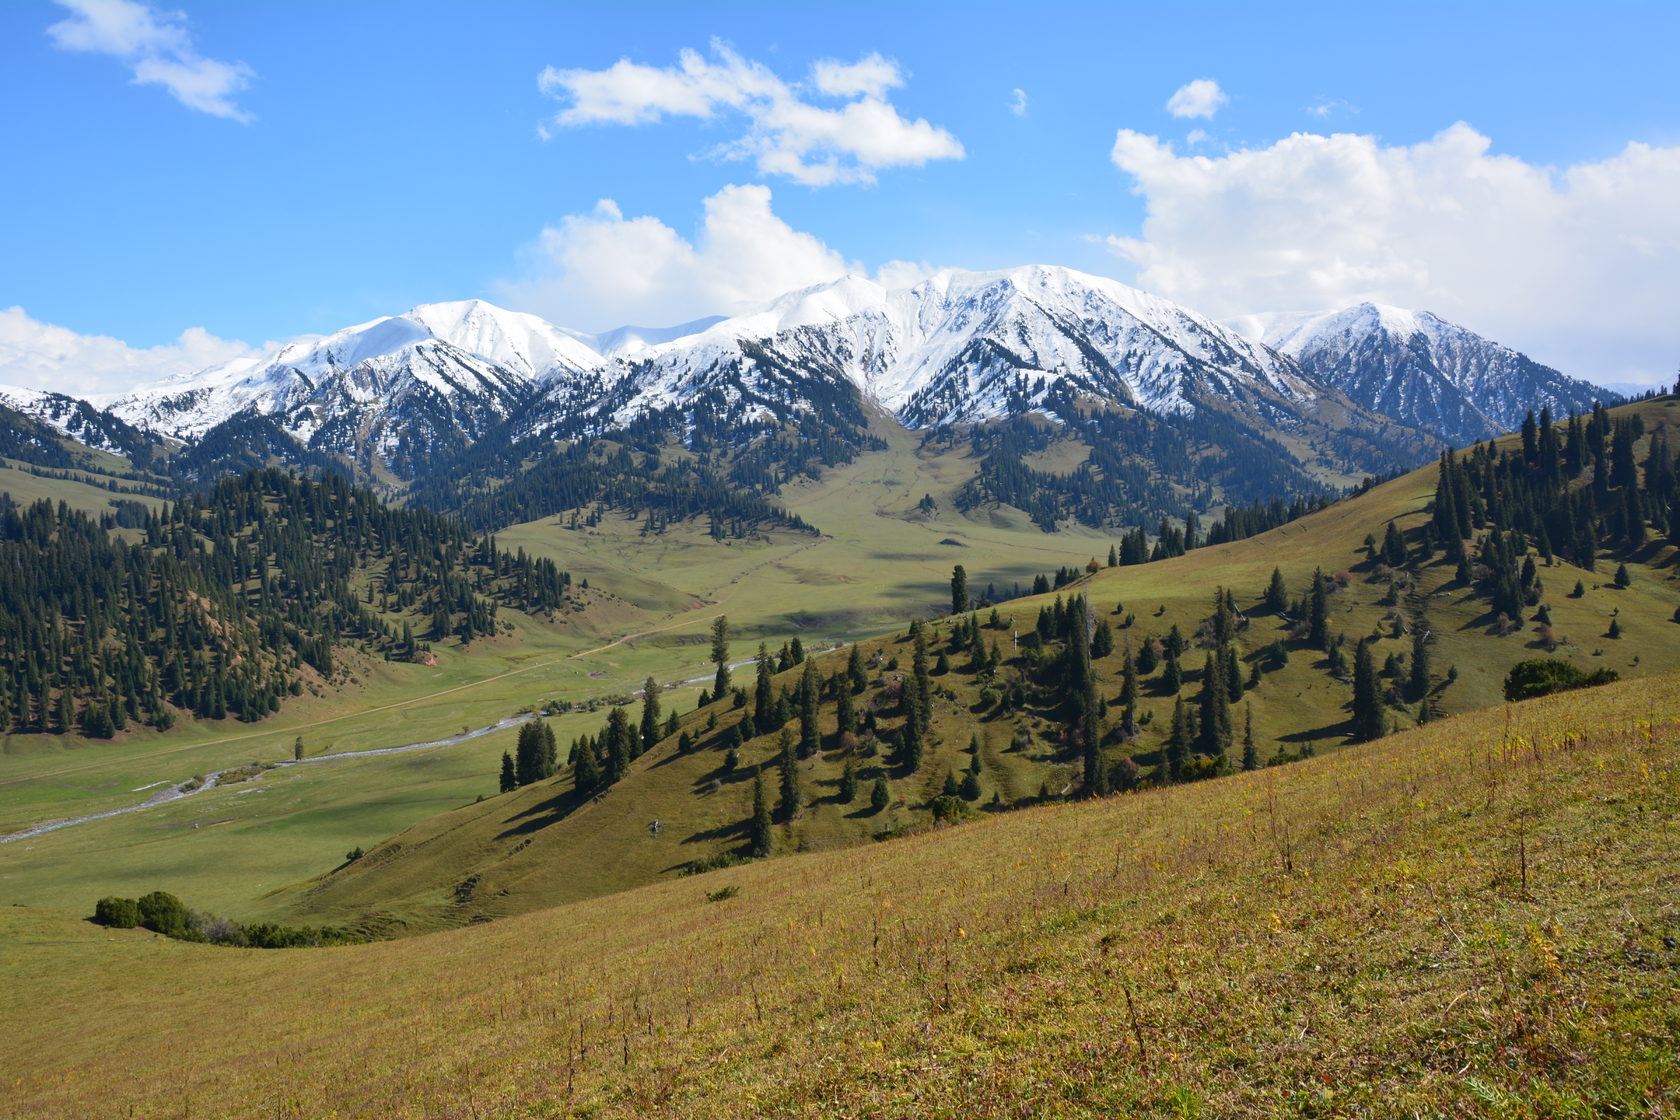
4,673,1675,1118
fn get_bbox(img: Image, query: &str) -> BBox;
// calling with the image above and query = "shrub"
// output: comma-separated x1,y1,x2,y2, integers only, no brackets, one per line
93,896,139,928
136,890,189,936
1502,658,1619,702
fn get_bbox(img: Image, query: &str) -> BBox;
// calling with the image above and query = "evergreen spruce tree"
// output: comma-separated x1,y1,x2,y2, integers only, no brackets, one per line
639,676,661,755
749,772,773,857
1162,648,1183,694
846,643,867,693
839,758,859,803
1351,639,1384,742
942,769,960,797
950,564,969,616
1224,644,1243,703
1166,697,1190,782
1197,651,1232,755
514,721,541,786
835,680,856,735
572,735,601,791
499,751,517,793
1264,566,1288,614
754,643,774,727
1409,626,1431,701
777,726,801,821
870,776,890,812
1091,619,1114,659
604,706,633,784
539,720,558,779
710,614,731,698
1241,705,1258,771
1309,568,1330,650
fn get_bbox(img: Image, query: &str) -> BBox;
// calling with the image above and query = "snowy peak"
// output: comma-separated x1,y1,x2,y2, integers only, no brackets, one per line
403,299,603,378
1236,302,1617,444
597,263,1316,430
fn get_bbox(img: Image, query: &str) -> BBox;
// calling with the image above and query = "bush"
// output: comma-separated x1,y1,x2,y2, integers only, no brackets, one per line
1503,658,1619,702
136,890,189,936
93,896,140,928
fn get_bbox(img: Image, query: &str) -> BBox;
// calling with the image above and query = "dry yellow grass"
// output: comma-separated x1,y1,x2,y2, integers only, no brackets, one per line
5,673,1677,1119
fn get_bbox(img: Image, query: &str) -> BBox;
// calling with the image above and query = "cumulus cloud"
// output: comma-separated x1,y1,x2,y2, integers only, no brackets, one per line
0,306,256,397
1165,78,1226,120
497,184,859,329
47,0,254,121
537,42,963,186
1009,88,1028,117
1103,122,1680,384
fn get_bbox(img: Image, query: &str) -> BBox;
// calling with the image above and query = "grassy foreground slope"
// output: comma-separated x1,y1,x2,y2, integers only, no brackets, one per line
4,674,1677,1119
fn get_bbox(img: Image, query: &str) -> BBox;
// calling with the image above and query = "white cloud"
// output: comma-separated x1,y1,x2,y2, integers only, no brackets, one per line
47,0,254,122
498,184,858,330
1103,122,1680,384
1185,129,1211,146
0,306,256,397
1166,78,1226,120
537,42,963,186
811,53,902,99
1009,88,1028,117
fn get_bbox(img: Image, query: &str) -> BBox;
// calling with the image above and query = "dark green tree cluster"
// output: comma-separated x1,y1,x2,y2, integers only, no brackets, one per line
0,469,575,737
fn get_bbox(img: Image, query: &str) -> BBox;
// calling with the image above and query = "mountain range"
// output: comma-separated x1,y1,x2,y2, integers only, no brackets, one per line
0,265,1618,532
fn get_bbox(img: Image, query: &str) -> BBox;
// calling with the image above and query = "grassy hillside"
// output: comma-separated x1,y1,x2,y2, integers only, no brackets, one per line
4,673,1676,1119
280,395,1680,931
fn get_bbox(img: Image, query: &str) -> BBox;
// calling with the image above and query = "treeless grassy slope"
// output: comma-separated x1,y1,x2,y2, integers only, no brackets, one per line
5,674,1676,1119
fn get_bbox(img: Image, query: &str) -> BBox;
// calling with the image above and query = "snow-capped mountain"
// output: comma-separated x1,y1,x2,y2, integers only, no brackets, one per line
1234,303,1618,446
18,271,1612,498
108,300,609,475
542,265,1325,439
0,383,157,460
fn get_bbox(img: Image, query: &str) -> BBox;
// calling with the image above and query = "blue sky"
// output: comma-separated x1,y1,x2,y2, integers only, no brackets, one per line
2,0,1676,395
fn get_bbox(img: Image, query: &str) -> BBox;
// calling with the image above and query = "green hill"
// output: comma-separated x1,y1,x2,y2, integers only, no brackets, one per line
278,395,1680,931
4,672,1675,1118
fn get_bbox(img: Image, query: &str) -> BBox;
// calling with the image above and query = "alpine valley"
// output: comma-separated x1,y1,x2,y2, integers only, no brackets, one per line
6,263,1678,1119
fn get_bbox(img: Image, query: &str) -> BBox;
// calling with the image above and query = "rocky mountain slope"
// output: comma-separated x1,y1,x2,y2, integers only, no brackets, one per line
1236,302,1617,445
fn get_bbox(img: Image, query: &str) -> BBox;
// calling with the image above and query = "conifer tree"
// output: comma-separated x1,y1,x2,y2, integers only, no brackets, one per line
950,564,969,616
840,758,858,803
604,706,633,784
1309,568,1330,650
1264,566,1288,614
499,751,517,793
514,722,542,786
1351,639,1384,742
539,720,557,779
835,679,856,735
571,734,600,791
846,643,867,693
639,676,661,755
870,776,890,812
799,658,821,755
1166,696,1190,782
749,772,773,857
777,726,801,821
1197,651,1232,755
1241,705,1258,771
710,614,731,698
1409,626,1431,701
754,643,775,726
